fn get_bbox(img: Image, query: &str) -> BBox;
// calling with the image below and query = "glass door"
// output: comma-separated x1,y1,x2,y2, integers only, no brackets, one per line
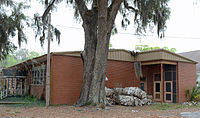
164,81,173,102
154,74,161,101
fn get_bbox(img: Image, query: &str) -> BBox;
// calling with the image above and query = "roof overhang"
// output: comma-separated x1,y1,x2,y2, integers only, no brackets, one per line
7,54,47,69
4,49,197,70
142,60,177,66
2,69,27,78
136,49,198,64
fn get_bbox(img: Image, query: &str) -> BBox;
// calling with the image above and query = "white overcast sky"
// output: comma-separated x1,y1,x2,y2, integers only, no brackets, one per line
16,0,200,53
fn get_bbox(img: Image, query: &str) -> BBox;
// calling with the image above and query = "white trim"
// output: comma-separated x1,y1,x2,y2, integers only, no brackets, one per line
3,76,26,78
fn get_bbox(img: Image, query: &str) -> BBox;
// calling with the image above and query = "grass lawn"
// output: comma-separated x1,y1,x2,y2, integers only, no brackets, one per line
143,102,200,111
0,96,45,107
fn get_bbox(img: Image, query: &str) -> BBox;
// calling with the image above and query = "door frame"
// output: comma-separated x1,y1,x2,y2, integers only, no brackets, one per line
154,81,161,101
164,81,173,102
153,73,161,102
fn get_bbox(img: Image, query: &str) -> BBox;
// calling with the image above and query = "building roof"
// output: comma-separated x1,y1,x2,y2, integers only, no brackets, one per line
52,49,135,62
7,49,197,69
52,49,197,63
136,49,197,63
179,50,200,72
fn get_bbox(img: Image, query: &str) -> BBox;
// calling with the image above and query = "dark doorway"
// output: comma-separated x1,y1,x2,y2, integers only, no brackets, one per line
164,65,176,103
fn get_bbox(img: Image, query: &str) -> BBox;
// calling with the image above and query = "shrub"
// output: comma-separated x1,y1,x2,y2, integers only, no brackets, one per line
186,86,200,102
25,96,38,103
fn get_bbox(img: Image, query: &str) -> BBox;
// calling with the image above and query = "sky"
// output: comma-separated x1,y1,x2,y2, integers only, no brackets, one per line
16,0,200,53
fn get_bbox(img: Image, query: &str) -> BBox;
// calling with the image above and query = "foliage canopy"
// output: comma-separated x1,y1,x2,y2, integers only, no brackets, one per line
0,48,40,68
34,0,170,44
0,1,30,60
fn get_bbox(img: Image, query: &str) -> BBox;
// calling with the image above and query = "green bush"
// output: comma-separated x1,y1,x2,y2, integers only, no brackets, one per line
25,96,38,103
186,86,200,101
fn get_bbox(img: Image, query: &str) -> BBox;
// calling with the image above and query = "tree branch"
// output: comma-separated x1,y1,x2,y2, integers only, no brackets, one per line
42,0,56,24
75,0,88,20
123,0,138,12
107,0,123,31
92,0,97,9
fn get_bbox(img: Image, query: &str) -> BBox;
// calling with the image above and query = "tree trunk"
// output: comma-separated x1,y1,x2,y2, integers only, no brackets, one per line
87,0,109,105
75,0,122,106
75,10,98,106
75,6,110,105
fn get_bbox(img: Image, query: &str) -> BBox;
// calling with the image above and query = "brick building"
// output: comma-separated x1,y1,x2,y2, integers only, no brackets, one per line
2,49,197,104
179,50,200,84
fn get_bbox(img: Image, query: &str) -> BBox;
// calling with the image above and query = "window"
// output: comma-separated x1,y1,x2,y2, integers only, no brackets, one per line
155,83,160,92
166,83,171,92
166,94,171,100
154,74,161,81
31,65,46,85
165,72,172,81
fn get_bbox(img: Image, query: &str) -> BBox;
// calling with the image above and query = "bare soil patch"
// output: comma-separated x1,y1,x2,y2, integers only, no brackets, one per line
0,104,200,118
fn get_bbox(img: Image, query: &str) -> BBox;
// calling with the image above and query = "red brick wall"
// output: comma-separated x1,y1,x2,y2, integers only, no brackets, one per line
106,60,139,88
178,62,196,103
28,55,196,104
50,55,83,105
50,56,139,105
142,65,161,96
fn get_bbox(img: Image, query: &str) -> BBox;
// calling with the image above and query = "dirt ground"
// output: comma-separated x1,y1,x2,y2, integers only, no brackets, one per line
0,104,200,118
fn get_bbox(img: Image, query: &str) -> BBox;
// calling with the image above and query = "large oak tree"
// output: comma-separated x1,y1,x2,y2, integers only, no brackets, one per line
37,0,171,106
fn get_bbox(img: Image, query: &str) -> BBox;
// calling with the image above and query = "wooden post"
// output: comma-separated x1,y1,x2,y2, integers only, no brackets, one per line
1,91,2,99
3,89,4,98
161,64,164,104
14,78,16,94
46,13,51,106
24,79,26,95
6,89,7,97
6,78,8,89
20,81,23,96
176,63,179,103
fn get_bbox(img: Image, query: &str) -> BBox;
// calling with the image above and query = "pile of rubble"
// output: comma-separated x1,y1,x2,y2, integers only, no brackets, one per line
106,87,153,106
182,101,200,106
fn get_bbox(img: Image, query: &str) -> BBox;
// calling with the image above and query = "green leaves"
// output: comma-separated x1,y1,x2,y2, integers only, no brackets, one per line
0,13,17,60
33,0,61,47
135,45,176,53
0,0,14,7
186,86,200,102
0,48,41,68
121,0,170,38
0,1,30,60
33,13,61,47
